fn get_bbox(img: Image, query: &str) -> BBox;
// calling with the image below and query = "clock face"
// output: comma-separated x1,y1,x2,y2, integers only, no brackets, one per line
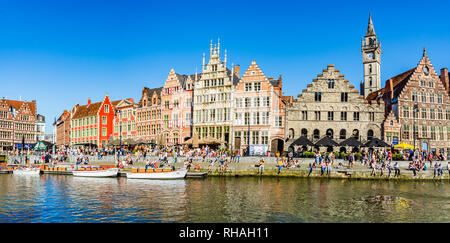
366,52,374,60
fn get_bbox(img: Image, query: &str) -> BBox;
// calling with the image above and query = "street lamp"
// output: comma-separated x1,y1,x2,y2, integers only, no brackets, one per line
413,103,419,158
9,106,15,158
114,109,122,159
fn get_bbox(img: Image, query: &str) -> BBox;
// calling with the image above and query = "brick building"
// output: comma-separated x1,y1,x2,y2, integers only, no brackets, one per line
55,109,72,146
112,98,137,142
233,60,286,155
0,98,38,150
160,69,198,146
136,87,163,144
367,49,450,154
70,95,128,148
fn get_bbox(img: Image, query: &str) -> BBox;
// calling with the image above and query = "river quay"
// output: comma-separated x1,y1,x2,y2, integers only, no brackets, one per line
3,156,449,181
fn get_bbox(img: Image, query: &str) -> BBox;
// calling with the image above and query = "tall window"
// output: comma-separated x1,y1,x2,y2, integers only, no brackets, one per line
403,107,409,118
245,83,252,92
341,93,348,102
244,113,250,125
254,82,261,91
262,112,269,125
340,112,347,121
412,92,417,102
245,98,251,107
301,111,308,120
261,131,268,145
314,111,321,121
315,92,322,102
102,127,107,137
102,116,107,125
104,105,109,113
327,111,334,121
353,112,360,121
369,112,375,121
328,79,335,89
275,116,282,127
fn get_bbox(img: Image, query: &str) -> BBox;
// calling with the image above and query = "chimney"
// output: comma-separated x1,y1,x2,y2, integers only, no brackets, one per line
440,68,449,94
234,65,240,78
87,99,91,105
278,74,282,90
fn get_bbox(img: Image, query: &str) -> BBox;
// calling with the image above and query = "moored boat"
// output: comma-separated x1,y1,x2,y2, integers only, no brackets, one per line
126,168,187,179
72,167,119,177
13,167,41,175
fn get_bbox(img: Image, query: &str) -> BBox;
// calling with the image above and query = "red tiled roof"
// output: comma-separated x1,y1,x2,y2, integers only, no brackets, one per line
71,98,131,119
366,68,416,102
0,99,36,116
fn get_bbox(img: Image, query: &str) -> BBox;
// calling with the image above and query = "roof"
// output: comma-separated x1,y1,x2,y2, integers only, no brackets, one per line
138,87,163,106
0,98,37,116
71,98,130,119
366,67,416,102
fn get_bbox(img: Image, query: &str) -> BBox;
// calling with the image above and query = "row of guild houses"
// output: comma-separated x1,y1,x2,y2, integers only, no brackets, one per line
55,15,449,155
55,40,288,155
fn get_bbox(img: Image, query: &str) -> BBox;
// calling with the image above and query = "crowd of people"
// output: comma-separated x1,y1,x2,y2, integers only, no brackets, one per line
2,144,449,178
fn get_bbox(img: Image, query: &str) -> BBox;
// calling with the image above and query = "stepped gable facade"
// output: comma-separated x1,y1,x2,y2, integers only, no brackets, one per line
286,64,385,152
367,49,450,154
136,87,163,144
0,98,38,150
233,60,286,155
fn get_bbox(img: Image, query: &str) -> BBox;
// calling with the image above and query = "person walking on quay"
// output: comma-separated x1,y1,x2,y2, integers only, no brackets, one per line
348,152,354,168
387,161,392,178
394,162,400,177
433,162,439,178
308,161,314,177
320,160,327,176
326,161,332,176
409,162,417,177
277,158,283,174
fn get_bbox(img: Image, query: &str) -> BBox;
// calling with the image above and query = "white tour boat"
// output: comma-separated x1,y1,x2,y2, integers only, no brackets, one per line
13,167,41,175
126,168,187,179
72,167,119,177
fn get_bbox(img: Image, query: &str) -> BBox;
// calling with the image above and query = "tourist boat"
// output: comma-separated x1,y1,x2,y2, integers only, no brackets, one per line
126,168,187,179
13,167,41,175
72,167,119,177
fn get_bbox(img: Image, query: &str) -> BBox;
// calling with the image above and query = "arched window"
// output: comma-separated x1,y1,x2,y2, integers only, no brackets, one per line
301,129,308,137
367,130,374,140
326,129,333,138
340,129,346,140
289,128,295,139
352,129,359,139
313,129,320,139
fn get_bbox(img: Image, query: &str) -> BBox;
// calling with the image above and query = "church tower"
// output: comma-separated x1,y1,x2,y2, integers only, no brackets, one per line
361,14,381,98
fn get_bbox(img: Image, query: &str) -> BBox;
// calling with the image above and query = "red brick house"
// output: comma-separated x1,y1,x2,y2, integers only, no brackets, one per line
70,94,131,148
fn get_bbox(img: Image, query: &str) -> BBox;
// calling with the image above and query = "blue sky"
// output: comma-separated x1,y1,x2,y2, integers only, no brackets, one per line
0,0,449,134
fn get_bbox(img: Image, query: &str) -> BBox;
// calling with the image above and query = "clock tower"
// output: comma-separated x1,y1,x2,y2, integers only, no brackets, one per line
361,14,381,98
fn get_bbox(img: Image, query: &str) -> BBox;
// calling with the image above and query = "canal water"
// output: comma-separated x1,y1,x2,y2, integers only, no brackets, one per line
0,174,448,223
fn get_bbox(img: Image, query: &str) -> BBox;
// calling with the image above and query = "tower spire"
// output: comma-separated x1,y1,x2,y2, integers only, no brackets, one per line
366,13,376,36
210,40,213,57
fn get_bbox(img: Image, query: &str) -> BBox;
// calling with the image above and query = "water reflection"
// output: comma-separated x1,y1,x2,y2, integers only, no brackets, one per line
0,175,448,223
